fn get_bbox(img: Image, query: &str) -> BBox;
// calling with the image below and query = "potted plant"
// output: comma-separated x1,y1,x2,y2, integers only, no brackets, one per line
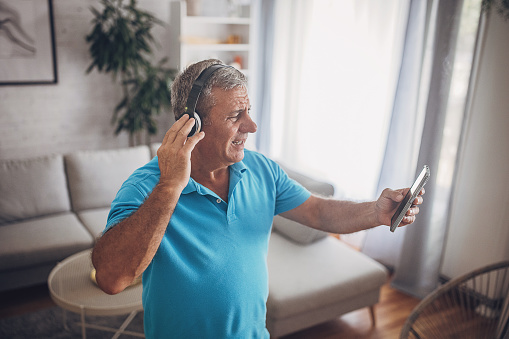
85,0,176,146
482,0,509,20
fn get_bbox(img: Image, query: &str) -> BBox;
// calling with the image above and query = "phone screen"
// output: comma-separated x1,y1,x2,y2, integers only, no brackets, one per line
390,165,430,232
409,167,428,195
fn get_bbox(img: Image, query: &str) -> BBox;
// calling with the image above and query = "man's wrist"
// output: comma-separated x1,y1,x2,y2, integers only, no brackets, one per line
154,180,186,202
367,201,381,228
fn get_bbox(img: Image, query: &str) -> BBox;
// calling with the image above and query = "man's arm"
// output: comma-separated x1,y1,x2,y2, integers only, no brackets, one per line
280,188,424,234
92,115,204,295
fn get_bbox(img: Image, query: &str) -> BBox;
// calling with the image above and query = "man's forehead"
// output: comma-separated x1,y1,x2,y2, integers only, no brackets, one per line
212,87,249,105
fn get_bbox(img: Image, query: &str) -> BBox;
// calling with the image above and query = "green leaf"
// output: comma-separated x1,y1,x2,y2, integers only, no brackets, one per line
85,0,175,142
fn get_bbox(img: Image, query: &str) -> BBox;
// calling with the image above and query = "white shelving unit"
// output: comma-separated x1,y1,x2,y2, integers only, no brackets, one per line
168,1,259,150
168,1,255,77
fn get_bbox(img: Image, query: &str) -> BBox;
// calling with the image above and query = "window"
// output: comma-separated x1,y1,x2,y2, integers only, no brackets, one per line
269,0,409,201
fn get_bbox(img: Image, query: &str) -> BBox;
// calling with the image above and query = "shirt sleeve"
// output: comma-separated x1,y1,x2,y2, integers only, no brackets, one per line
104,182,147,232
273,162,311,216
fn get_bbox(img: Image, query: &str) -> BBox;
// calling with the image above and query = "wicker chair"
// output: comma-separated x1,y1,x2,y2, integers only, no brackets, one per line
400,261,509,339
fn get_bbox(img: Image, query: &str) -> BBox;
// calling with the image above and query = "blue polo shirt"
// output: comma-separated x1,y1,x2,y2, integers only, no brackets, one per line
105,150,310,338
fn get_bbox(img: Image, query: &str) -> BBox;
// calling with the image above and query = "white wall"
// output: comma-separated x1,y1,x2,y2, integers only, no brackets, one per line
0,0,175,160
441,11,509,278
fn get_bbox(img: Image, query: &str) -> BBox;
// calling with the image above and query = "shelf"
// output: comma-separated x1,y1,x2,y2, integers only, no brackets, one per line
168,0,255,92
182,44,250,52
184,16,250,25
168,0,257,119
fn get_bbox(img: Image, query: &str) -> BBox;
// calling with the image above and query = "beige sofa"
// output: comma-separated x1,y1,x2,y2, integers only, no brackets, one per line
267,164,389,337
0,146,151,292
0,145,388,336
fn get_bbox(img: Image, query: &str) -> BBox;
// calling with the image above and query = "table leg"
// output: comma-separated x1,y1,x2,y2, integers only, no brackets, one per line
111,310,139,339
62,308,69,331
57,306,144,338
80,305,86,339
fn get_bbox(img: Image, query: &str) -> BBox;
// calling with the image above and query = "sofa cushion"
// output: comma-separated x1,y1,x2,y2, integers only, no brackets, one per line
273,164,335,244
267,232,388,319
0,213,94,271
65,146,151,211
279,164,334,197
0,154,71,225
76,207,110,239
273,215,328,245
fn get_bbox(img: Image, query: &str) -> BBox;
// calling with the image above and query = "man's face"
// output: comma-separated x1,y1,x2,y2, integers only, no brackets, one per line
197,86,257,167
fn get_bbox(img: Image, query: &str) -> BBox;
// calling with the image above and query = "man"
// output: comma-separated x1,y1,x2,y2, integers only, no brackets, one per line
92,59,424,338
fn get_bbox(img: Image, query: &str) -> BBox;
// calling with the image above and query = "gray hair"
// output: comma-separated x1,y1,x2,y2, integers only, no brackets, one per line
170,59,248,122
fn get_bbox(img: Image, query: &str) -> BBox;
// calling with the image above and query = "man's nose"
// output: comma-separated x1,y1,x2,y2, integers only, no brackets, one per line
241,114,257,133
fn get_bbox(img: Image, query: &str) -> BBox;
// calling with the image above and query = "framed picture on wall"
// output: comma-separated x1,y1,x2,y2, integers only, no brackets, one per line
0,0,58,85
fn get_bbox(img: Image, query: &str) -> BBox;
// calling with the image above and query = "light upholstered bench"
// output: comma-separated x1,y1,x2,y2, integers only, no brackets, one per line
266,165,389,337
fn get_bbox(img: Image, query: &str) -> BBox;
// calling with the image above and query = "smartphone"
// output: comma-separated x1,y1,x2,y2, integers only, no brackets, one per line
390,165,430,232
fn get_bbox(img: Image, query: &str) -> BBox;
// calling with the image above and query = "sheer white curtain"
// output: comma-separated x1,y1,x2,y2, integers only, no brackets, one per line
265,0,408,249
362,0,482,298
269,0,409,202
262,0,483,298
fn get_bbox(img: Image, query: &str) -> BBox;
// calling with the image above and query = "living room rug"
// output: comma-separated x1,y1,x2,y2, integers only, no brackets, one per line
0,306,144,338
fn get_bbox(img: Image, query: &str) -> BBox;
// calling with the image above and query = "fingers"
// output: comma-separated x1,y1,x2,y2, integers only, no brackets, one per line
413,195,424,205
175,118,197,144
411,188,425,205
406,205,419,217
162,115,197,146
382,188,405,203
398,204,420,227
173,114,195,145
182,131,205,153
401,215,416,225
157,115,204,162
390,186,425,206
162,115,188,144
384,187,425,228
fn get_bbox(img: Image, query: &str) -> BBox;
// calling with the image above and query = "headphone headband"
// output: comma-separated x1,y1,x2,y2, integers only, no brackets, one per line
184,64,228,115
184,64,233,137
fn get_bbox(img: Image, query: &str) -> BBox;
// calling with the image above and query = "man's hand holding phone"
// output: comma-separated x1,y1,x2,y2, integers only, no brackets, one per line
390,165,429,232
373,165,428,231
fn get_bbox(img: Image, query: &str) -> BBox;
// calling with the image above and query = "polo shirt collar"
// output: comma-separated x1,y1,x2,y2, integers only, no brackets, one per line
230,160,247,176
181,160,247,195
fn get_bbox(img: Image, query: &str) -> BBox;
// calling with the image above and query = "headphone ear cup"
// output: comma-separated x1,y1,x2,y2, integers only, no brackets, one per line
188,111,202,137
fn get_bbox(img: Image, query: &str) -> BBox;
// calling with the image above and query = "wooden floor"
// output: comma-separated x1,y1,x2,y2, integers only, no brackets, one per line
0,280,420,338
279,281,420,339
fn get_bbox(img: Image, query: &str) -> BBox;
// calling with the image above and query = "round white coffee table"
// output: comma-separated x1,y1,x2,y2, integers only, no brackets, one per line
48,249,144,339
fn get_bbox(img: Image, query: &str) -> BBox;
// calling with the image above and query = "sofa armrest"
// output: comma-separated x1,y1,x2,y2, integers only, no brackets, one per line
278,163,334,197
273,163,335,245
